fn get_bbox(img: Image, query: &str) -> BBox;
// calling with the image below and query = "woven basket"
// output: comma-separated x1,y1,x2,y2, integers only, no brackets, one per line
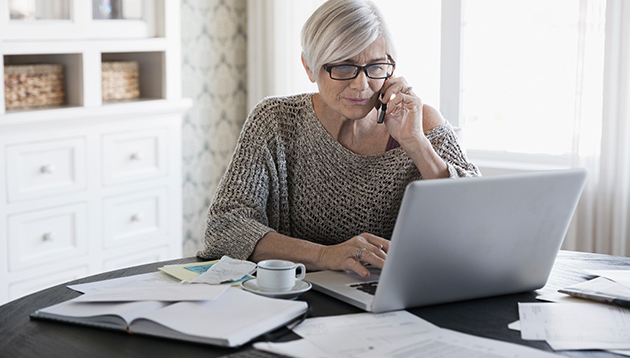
102,61,140,101
4,64,65,110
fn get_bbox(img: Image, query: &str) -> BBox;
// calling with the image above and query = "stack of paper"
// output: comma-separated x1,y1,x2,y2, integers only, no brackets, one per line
516,269,630,356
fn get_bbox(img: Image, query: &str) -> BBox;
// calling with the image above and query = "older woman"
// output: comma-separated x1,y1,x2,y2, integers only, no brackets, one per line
198,0,480,277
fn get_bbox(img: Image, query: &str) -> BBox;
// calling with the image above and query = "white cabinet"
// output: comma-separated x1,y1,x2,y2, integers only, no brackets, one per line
0,0,190,305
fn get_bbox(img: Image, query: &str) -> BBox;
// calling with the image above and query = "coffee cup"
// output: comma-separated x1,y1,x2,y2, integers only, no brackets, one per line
256,260,306,292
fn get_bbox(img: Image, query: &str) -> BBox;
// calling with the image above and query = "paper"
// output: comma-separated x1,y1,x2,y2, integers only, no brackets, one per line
72,283,230,302
159,260,219,282
279,311,563,358
362,329,562,358
587,269,630,289
559,276,630,307
68,272,180,294
254,340,331,358
518,302,630,349
190,256,256,284
68,271,229,302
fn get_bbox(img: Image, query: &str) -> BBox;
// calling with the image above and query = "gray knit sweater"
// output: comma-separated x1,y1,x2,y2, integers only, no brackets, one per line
198,93,480,260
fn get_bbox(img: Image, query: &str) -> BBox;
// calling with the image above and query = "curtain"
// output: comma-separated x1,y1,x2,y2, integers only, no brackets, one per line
246,0,321,111
566,0,630,256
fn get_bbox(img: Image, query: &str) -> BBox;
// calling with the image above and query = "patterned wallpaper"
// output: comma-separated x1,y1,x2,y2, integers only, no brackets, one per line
180,0,248,256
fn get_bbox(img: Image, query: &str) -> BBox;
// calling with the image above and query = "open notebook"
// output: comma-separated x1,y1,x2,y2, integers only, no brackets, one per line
31,287,307,347
306,169,587,313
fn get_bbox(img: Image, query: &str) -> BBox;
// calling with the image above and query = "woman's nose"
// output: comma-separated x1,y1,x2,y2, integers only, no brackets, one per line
349,70,370,91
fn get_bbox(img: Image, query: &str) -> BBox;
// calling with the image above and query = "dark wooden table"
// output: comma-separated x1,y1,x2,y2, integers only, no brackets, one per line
1,250,629,358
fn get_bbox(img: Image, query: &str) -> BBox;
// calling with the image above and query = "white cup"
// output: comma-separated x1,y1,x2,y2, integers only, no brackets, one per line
256,260,306,292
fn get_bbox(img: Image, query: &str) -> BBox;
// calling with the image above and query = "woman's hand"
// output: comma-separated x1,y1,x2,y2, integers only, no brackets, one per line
379,76,424,148
317,233,389,278
379,76,450,179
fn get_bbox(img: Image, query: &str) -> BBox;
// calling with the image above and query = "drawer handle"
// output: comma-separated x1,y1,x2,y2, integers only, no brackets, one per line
40,164,56,174
42,232,54,242
131,213,144,222
130,152,143,161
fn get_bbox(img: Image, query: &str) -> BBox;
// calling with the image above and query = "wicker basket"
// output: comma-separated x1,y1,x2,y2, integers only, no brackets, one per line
102,61,140,101
4,64,65,110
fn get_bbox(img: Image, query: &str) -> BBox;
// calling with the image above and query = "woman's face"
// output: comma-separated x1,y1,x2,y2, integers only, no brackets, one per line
314,38,390,122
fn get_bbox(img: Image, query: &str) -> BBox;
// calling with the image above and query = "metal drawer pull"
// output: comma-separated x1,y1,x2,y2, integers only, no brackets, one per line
42,232,54,242
130,152,143,161
131,212,144,222
40,164,56,174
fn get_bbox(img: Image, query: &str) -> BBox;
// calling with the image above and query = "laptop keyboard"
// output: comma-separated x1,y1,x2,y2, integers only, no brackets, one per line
349,281,379,295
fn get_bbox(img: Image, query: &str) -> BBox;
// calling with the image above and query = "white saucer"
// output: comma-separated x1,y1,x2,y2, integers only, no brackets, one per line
240,278,311,300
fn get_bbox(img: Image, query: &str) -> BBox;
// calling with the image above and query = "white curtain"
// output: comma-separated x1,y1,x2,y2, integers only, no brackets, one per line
566,0,630,256
246,0,321,111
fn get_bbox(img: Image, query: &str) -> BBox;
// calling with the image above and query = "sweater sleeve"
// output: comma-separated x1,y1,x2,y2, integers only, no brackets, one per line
197,102,280,260
425,122,481,178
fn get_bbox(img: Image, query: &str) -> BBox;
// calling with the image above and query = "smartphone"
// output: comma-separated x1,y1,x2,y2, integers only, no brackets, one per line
377,93,386,123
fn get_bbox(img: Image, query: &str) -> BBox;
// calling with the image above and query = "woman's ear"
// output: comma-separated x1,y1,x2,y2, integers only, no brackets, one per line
301,55,316,83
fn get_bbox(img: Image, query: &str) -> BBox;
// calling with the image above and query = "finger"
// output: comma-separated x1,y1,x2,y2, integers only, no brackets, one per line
356,234,389,255
352,238,388,264
366,243,387,260
349,259,371,278
381,78,409,103
360,249,386,269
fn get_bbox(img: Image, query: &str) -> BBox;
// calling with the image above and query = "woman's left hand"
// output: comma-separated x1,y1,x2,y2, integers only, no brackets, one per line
379,76,450,179
379,76,423,148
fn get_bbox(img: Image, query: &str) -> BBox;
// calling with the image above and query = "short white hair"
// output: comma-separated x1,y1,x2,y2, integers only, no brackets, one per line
301,0,397,79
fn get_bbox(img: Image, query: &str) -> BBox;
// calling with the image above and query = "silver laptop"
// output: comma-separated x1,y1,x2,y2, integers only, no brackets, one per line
305,169,587,313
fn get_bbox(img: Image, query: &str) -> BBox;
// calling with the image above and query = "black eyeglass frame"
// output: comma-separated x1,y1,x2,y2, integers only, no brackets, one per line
322,62,396,81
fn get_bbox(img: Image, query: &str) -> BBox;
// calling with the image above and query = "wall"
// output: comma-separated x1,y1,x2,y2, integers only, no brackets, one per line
180,0,248,256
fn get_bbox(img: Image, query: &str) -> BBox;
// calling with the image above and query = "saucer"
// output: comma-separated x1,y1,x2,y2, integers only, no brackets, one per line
240,278,311,300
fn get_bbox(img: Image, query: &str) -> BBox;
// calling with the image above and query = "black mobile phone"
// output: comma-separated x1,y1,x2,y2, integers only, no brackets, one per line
377,93,386,123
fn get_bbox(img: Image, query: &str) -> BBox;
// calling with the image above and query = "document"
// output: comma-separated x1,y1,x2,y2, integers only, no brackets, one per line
256,311,563,358
68,271,180,294
67,271,229,301
72,282,230,302
559,276,630,308
518,302,630,350
158,260,219,282
190,256,256,284
588,269,630,289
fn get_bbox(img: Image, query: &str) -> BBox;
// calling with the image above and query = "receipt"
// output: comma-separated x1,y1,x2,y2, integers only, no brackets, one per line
190,256,256,284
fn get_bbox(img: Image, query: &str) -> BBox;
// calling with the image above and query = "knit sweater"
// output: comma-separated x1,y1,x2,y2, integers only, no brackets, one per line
198,93,480,260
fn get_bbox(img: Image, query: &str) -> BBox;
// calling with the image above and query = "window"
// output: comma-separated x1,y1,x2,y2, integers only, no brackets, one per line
374,0,606,167
461,0,606,156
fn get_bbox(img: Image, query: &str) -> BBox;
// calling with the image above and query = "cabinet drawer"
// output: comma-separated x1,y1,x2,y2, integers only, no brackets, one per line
6,138,87,202
102,187,168,249
102,128,168,185
7,203,88,272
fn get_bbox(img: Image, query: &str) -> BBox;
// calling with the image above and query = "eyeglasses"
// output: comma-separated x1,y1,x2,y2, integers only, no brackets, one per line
322,63,395,81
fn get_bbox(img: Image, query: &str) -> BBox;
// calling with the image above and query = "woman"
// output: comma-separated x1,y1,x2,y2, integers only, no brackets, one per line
198,0,480,278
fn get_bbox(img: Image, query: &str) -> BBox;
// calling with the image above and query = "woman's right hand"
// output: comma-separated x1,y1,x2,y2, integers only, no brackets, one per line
317,233,389,278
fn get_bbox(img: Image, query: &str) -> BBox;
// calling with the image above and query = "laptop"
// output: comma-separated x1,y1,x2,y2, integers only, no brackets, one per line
305,168,587,313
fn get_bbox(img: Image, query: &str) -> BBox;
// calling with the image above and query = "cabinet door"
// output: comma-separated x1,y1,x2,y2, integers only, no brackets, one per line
0,0,87,40
102,128,168,185
102,187,168,248
7,203,88,272
0,0,159,40
6,137,87,202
